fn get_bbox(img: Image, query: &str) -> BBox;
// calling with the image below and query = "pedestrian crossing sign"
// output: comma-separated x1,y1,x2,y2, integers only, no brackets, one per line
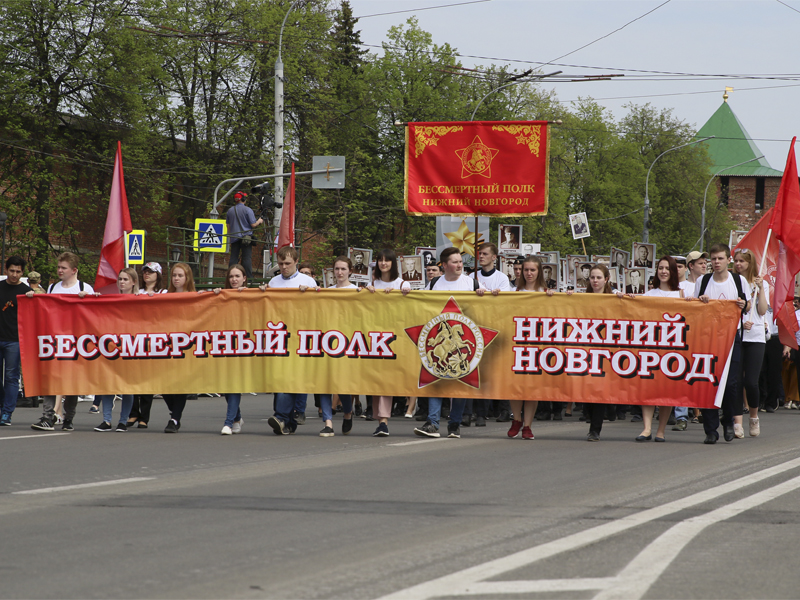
125,230,145,265
193,219,227,253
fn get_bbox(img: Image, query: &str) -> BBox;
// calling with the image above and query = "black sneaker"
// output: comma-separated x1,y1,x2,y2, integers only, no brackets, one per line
496,410,511,423
94,421,113,432
475,415,486,427
115,422,127,432
342,417,353,435
319,426,334,437
414,421,440,438
447,423,461,438
587,431,600,442
292,411,306,425
373,423,389,437
267,416,287,435
164,420,179,433
31,417,54,431
61,419,74,431
364,409,374,422
462,414,472,427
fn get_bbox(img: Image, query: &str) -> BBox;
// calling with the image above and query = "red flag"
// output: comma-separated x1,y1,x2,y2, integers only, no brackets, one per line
277,163,295,249
733,207,776,297
95,141,133,293
769,137,800,349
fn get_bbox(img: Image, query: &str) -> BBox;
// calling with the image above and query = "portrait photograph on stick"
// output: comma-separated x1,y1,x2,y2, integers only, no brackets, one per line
569,212,590,240
610,247,631,269
624,267,647,295
632,242,656,269
573,262,592,290
398,255,425,289
566,254,589,288
541,262,559,290
498,224,522,254
347,247,372,284
729,230,748,250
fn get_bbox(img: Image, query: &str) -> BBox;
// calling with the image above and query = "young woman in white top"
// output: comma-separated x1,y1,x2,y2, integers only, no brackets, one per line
367,249,410,435
634,256,682,443
94,268,137,432
162,263,196,433
138,261,167,295
317,256,357,437
733,248,767,437
508,256,554,440
212,265,248,435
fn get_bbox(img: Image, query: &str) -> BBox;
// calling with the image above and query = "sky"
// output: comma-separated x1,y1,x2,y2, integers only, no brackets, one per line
347,0,800,170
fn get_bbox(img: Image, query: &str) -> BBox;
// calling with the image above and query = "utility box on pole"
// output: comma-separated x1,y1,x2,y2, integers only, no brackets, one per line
312,156,345,189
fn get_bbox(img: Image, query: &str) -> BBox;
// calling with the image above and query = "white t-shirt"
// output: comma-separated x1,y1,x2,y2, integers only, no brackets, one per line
742,279,768,343
516,286,546,293
428,274,482,292
48,280,95,295
372,276,409,291
477,268,512,292
645,288,682,298
268,271,317,288
679,280,695,298
693,272,752,304
331,283,357,290
138,288,167,295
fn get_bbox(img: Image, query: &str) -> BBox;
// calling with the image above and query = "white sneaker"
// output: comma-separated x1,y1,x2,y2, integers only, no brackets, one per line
733,423,744,439
221,425,232,435
749,417,760,437
54,414,64,425
231,418,243,434
404,413,413,419
790,402,798,410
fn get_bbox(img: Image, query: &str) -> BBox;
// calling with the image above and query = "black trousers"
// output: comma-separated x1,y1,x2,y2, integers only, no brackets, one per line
740,341,765,414
163,394,187,423
583,403,605,436
702,335,742,438
759,336,784,408
130,394,153,423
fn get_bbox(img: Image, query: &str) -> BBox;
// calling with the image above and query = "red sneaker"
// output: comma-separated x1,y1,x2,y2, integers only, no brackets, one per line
521,426,534,440
507,420,523,438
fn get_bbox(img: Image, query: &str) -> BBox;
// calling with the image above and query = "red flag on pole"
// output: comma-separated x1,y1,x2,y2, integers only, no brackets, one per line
733,206,776,297
95,141,133,293
277,163,295,249
768,137,800,349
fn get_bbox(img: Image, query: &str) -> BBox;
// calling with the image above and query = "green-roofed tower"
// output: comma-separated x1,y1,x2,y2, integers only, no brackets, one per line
695,93,783,234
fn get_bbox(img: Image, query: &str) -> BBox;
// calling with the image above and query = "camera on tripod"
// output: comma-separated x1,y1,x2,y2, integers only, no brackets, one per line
250,181,283,220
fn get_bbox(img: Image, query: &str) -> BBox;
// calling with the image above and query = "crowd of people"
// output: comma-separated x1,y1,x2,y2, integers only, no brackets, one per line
0,240,798,446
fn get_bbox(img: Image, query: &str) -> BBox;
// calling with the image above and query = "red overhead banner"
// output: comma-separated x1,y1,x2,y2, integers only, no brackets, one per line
404,121,549,217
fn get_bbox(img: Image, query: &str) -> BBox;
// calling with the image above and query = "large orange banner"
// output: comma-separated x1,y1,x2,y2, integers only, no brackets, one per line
19,290,740,407
404,121,549,216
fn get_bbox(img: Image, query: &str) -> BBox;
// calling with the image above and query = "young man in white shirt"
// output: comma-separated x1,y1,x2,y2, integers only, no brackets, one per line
414,248,485,439
695,244,750,444
30,252,94,432
680,251,708,299
474,242,512,424
263,246,317,434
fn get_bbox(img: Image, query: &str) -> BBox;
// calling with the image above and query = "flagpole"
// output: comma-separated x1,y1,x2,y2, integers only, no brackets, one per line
759,229,772,275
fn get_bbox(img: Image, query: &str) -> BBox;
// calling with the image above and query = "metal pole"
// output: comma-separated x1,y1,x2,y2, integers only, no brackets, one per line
700,155,763,252
272,1,302,265
643,136,714,243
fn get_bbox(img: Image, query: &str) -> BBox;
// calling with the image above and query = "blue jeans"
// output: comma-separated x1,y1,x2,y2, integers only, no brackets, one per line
274,393,307,428
674,406,688,421
427,397,465,428
319,394,353,422
99,394,133,424
0,341,21,416
224,394,242,427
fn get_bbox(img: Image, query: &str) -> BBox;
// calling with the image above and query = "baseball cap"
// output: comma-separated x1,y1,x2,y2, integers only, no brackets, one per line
143,262,162,274
685,251,708,263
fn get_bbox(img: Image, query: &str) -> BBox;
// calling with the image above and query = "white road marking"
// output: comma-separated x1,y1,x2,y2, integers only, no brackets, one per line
13,477,155,495
377,456,800,600
0,433,71,441
387,439,444,447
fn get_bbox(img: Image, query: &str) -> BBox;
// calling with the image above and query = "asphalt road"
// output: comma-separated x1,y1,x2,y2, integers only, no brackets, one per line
2,396,800,599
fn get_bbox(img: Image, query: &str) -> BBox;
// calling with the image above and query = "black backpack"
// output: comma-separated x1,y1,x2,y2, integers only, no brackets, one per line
698,272,747,333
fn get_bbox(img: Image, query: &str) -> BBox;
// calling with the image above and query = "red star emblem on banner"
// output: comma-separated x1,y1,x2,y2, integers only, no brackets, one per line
405,297,498,389
454,135,499,179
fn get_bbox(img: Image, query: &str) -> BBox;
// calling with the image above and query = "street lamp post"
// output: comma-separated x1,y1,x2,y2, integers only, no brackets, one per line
273,1,303,251
700,155,764,252
643,136,714,243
